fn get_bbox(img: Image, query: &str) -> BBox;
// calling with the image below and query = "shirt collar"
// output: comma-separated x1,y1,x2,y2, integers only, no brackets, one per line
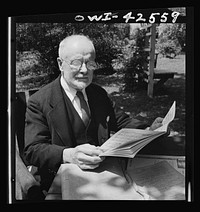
60,75,88,102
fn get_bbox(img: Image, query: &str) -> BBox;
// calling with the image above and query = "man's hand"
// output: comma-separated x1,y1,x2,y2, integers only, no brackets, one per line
148,117,171,136
149,117,163,131
63,144,105,170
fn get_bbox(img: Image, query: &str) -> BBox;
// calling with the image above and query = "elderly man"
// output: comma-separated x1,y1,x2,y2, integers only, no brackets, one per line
24,35,163,192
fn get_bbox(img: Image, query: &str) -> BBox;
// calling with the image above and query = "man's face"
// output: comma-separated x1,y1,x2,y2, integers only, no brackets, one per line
58,37,96,91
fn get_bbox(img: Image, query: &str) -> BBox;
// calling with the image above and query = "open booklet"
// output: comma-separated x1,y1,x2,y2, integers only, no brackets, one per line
100,101,176,158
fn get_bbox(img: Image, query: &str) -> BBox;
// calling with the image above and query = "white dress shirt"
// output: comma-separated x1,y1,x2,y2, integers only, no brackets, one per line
60,76,90,119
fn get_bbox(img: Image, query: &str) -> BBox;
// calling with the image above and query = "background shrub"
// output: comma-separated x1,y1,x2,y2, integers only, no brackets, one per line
156,23,185,58
16,23,124,79
16,23,185,91
122,28,149,92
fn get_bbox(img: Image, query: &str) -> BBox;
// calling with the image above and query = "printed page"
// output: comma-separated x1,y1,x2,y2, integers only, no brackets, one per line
99,129,130,154
99,128,163,156
100,128,155,152
100,131,165,158
155,101,176,132
100,102,175,157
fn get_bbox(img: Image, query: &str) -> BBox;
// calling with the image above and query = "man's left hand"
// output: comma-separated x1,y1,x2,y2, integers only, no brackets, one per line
149,117,163,131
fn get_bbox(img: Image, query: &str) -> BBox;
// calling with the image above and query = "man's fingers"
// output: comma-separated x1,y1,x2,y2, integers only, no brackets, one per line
155,123,163,128
72,144,105,170
154,117,163,123
78,153,103,164
149,117,164,130
79,163,100,170
76,144,103,156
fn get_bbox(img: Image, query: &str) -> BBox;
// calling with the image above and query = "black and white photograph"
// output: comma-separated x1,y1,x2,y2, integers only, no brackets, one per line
7,7,194,203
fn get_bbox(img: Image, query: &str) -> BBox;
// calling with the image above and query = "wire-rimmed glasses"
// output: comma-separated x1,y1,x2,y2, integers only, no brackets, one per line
61,58,97,71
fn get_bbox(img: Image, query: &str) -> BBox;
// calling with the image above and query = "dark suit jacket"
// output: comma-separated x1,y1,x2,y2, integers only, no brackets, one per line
24,75,148,190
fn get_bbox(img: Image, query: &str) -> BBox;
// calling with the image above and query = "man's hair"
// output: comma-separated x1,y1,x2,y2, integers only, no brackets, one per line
58,34,95,58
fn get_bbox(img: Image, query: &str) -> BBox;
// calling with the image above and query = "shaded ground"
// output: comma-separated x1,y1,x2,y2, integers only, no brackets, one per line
93,54,185,136
94,73,185,136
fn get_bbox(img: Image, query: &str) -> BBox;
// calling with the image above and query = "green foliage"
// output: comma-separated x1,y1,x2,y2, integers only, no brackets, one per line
16,23,124,79
16,23,186,93
122,29,148,92
16,50,41,77
156,23,185,58
157,40,181,58
71,23,124,74
16,23,73,79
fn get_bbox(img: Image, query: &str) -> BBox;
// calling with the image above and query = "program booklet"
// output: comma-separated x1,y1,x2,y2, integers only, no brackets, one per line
100,101,176,158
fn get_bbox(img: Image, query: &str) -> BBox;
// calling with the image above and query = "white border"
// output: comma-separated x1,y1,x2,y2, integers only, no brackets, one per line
8,17,12,204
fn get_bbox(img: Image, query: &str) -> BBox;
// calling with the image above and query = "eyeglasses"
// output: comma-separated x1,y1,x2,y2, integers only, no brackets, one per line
61,58,97,71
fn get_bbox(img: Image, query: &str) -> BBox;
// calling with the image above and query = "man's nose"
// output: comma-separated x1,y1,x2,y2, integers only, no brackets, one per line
79,62,88,74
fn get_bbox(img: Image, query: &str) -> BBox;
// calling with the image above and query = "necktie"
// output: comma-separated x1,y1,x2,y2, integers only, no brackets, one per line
76,91,90,126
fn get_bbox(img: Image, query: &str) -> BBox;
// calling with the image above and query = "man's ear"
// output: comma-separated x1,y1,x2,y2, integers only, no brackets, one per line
57,57,63,70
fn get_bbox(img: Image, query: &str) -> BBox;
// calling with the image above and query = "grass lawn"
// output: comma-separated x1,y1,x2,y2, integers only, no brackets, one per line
16,53,185,137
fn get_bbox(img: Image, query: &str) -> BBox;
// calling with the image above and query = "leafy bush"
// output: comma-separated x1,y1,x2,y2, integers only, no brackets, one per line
122,28,148,92
16,23,124,79
156,23,185,58
157,40,181,58
16,23,71,80
16,50,42,77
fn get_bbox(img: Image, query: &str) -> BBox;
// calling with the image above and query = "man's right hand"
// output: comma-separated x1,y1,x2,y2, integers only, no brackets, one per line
63,143,105,170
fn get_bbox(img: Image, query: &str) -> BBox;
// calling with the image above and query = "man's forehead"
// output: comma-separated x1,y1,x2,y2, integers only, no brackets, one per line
59,36,95,59
68,53,94,61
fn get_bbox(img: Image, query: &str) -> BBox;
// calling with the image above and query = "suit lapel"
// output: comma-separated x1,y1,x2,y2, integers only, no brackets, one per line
48,76,75,147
